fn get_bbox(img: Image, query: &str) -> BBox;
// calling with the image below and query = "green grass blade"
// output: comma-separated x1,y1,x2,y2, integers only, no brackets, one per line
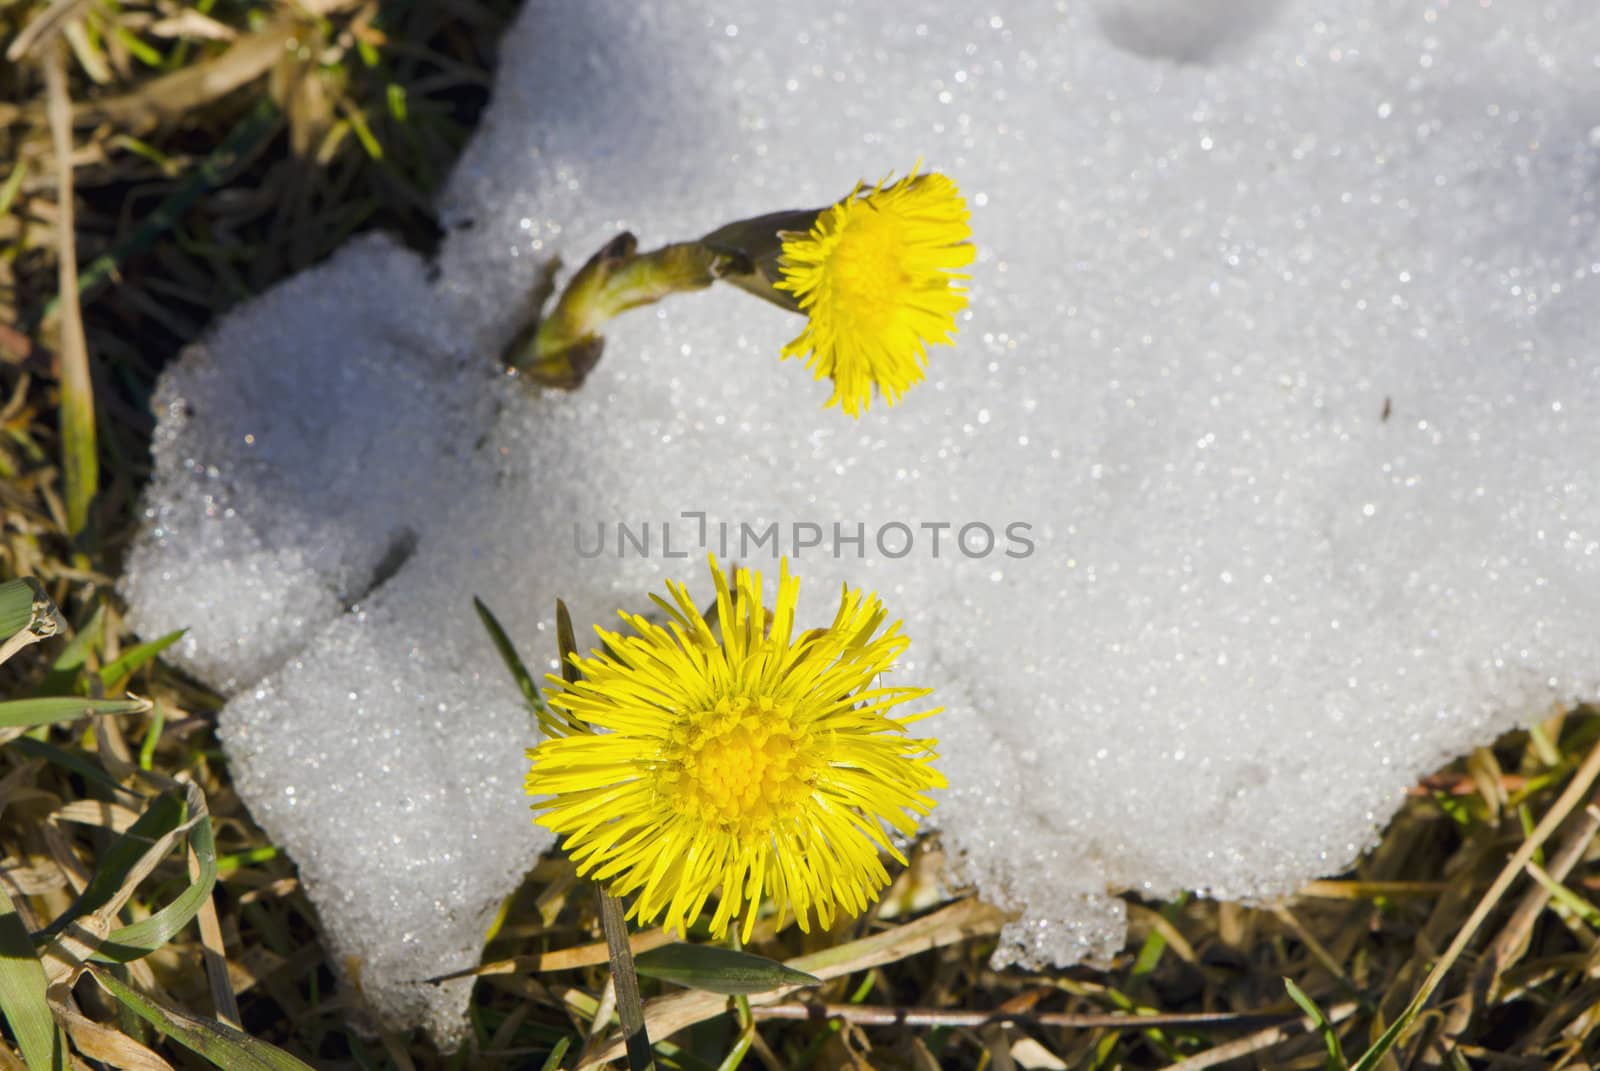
341,102,384,160
0,888,68,1071
0,578,61,666
97,629,186,691
57,306,97,538
111,24,164,68
633,943,821,995
100,783,218,961
1521,861,1600,933
8,737,133,796
138,702,166,771
1348,1010,1413,1071
1130,896,1186,984
37,602,104,696
713,1022,755,1071
44,51,97,541
474,596,588,741
0,578,45,640
1284,978,1348,1071
0,695,150,729
472,597,545,711
555,599,580,684
0,157,28,218
538,1037,571,1071
91,967,318,1071
41,792,187,944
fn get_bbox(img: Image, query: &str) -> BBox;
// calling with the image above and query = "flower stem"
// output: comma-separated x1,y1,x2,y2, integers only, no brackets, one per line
718,931,758,1071
513,234,731,389
698,208,818,313
714,1012,756,1071
596,888,654,1071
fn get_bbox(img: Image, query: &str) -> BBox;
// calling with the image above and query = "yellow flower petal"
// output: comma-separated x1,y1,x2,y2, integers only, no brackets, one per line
525,556,944,941
776,167,974,417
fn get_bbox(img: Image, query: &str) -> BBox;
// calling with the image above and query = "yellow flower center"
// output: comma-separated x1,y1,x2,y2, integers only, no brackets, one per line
825,212,907,335
660,695,821,833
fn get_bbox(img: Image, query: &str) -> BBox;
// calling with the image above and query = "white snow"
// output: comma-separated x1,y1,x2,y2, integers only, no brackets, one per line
124,0,1600,1045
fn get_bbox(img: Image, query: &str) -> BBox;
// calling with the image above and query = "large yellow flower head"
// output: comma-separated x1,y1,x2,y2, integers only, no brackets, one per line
526,557,944,942
775,168,974,418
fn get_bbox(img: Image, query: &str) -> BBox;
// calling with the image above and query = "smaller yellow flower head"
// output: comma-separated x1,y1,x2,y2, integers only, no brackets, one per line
526,556,944,942
776,167,974,418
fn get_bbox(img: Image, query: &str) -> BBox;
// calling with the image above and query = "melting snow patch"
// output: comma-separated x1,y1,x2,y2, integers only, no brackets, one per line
125,0,1600,1045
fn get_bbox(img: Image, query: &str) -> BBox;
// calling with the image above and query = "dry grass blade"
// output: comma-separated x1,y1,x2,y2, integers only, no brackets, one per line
1420,796,1600,1066
193,843,242,1029
43,41,96,540
1161,1001,1361,1071
4,0,95,61
580,898,1011,1068
1372,730,1600,1064
1485,802,1600,992
66,20,299,133
52,998,175,1071
147,11,238,42
0,861,67,897
38,797,199,988
1129,902,1197,965
49,799,145,833
0,322,44,365
750,1003,1303,1030
1297,880,1447,900
287,0,370,15
1270,902,1361,1001
432,929,676,981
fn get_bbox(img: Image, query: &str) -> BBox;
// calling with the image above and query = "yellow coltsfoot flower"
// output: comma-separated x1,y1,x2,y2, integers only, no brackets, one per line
526,557,944,942
775,168,974,417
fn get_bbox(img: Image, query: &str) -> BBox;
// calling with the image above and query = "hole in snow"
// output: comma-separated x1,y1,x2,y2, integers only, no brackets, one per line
1095,0,1285,64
